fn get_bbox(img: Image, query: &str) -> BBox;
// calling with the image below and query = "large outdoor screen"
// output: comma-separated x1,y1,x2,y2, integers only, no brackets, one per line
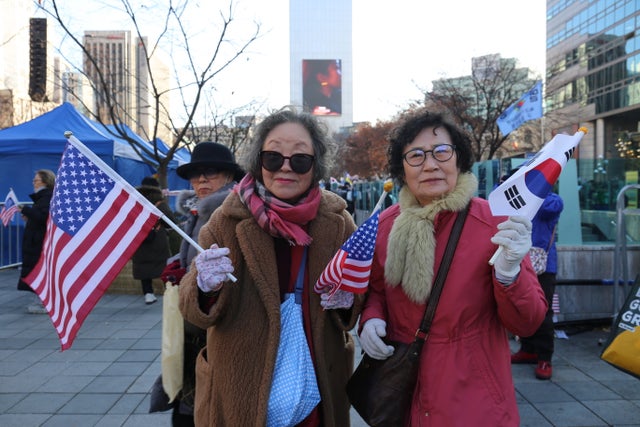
302,59,342,116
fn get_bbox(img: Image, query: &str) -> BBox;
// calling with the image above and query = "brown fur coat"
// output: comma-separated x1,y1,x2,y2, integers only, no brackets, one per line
179,189,362,427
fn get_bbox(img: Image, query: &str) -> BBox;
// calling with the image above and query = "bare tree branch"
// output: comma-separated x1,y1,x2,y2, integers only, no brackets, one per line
424,55,541,161
40,0,261,187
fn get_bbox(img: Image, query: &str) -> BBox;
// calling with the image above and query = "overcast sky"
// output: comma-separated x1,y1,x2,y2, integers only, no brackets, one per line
42,0,546,124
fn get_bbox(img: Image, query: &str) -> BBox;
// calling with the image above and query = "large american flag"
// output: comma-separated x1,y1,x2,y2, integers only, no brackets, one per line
25,135,162,350
1,189,19,227
314,208,380,295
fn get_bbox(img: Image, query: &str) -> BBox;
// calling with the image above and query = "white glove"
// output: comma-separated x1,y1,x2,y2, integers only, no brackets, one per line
195,244,234,293
490,216,532,284
359,318,395,360
320,289,354,310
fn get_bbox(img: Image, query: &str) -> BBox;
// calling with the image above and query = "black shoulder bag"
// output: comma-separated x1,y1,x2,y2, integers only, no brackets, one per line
347,204,469,427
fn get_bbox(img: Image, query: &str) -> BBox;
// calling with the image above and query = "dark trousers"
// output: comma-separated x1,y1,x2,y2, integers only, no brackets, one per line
172,404,195,427
140,279,154,295
520,272,556,361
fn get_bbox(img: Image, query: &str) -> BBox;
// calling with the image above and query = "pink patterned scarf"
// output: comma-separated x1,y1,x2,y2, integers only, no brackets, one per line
235,175,321,246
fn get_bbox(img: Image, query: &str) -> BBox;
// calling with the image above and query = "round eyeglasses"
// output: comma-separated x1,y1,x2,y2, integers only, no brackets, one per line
260,151,315,174
402,144,456,166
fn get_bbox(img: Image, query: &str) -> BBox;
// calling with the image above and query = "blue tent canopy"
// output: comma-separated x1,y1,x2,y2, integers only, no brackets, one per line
151,137,191,166
0,102,190,202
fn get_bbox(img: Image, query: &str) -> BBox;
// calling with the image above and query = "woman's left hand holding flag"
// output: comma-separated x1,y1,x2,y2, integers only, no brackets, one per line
320,289,354,310
316,179,394,310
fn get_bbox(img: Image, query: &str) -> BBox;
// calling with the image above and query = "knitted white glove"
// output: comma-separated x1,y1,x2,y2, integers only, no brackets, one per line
490,216,532,284
195,244,234,293
359,318,395,360
320,289,354,310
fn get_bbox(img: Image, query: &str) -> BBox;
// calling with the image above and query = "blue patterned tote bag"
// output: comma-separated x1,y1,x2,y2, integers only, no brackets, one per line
267,248,321,427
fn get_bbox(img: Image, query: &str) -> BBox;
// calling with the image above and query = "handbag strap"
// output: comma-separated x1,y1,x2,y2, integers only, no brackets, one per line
545,224,557,253
413,203,470,345
294,246,308,304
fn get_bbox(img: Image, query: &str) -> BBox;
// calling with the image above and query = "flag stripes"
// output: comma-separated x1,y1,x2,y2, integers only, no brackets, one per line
25,137,161,350
315,208,379,295
1,190,19,226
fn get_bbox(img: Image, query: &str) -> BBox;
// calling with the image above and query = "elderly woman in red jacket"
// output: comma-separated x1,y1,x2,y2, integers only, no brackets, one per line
357,108,547,426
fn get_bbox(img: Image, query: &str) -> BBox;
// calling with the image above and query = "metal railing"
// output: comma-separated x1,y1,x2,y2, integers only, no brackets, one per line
612,184,640,317
0,203,27,270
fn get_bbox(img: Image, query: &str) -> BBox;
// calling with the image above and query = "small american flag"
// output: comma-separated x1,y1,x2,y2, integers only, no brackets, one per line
1,189,19,227
314,208,380,295
552,292,560,314
25,135,162,350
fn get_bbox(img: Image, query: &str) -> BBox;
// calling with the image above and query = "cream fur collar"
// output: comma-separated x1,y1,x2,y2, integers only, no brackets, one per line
384,173,478,303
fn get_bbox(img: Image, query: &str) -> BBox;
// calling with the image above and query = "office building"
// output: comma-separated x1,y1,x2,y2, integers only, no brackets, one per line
289,0,353,134
83,31,138,130
83,31,171,142
546,0,640,160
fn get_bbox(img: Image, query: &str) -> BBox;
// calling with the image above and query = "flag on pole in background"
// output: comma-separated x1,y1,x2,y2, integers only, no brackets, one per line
1,189,19,227
314,207,380,295
25,134,162,350
489,128,587,218
497,81,543,136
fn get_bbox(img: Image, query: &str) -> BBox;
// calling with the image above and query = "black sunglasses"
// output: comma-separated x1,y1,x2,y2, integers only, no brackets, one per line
187,168,219,180
260,151,315,174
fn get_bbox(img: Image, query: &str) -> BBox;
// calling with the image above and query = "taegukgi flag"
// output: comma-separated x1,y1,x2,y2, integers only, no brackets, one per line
497,81,543,136
488,127,587,219
26,134,163,350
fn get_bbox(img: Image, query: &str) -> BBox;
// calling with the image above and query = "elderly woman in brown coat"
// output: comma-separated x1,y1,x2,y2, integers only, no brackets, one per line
179,107,361,426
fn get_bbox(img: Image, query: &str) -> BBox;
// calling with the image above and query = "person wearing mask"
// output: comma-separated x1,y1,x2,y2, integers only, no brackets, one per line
511,190,564,380
18,169,55,314
131,176,175,305
357,109,547,426
151,142,244,426
178,107,361,426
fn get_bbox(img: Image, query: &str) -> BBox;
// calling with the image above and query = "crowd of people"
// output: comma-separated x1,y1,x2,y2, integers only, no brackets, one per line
15,105,559,426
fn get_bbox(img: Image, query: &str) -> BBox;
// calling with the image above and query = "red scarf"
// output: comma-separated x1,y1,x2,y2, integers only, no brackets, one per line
235,175,321,246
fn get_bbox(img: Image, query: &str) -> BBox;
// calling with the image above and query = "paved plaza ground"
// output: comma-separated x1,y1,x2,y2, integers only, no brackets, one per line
1,267,639,426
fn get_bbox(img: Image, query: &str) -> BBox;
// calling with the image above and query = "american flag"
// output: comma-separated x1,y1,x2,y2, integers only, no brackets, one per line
314,208,380,295
25,135,162,350
1,189,19,227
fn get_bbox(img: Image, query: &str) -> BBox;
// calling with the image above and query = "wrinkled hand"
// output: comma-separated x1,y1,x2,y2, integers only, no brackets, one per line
490,216,532,283
359,318,395,360
195,244,234,293
320,289,354,310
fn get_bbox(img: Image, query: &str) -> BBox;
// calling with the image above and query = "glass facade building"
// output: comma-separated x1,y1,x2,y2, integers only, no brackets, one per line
546,0,640,244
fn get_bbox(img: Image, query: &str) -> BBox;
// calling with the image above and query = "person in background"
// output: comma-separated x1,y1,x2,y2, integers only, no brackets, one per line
131,176,174,305
18,169,55,314
357,108,547,426
178,107,361,426
152,142,244,427
511,190,564,380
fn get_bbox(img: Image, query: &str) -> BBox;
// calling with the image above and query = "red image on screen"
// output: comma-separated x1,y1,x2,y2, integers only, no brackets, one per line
302,59,342,116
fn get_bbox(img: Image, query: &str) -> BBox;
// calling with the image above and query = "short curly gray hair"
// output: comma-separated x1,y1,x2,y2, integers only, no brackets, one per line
240,106,334,184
